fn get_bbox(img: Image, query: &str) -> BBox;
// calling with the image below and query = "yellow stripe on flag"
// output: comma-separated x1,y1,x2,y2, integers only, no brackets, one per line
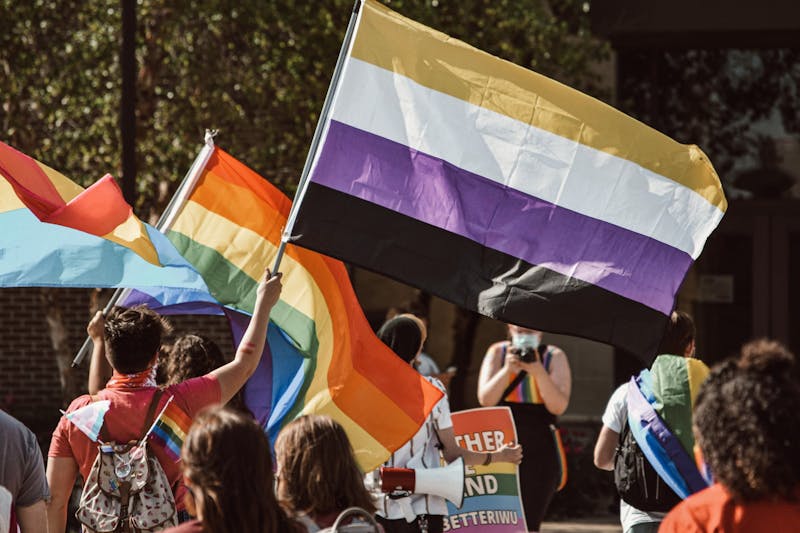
351,0,726,212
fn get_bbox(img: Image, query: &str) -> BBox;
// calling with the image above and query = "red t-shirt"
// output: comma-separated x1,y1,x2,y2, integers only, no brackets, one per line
48,375,221,510
660,483,800,533
161,518,204,532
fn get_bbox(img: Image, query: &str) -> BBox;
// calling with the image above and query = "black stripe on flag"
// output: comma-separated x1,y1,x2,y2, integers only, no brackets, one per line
289,183,668,361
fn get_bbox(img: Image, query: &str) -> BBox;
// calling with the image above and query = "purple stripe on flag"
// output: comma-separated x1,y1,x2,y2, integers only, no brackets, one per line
310,120,692,313
120,288,223,316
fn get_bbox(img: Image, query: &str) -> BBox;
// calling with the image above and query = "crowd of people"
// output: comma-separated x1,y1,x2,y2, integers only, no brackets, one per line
2,268,800,533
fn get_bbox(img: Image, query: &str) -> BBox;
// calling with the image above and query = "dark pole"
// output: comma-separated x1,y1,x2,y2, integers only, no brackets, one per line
120,0,137,207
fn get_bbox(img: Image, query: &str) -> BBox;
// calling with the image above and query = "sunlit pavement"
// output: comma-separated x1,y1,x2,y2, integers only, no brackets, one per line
542,515,623,532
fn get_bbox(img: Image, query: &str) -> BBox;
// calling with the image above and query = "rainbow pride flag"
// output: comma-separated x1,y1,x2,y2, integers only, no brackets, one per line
125,145,442,470
150,397,192,461
0,141,210,291
627,354,710,499
286,0,727,359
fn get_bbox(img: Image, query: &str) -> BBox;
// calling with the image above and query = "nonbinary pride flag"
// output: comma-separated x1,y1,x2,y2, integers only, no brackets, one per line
125,145,442,470
0,141,210,291
287,0,727,360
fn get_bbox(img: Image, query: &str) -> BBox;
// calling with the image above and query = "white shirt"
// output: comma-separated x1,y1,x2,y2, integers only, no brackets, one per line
373,377,453,519
415,352,441,377
602,383,666,531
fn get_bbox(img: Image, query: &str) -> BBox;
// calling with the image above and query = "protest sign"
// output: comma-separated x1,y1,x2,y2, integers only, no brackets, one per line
445,407,527,532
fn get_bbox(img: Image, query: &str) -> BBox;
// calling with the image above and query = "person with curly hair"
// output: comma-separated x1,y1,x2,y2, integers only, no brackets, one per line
660,339,800,532
159,334,249,414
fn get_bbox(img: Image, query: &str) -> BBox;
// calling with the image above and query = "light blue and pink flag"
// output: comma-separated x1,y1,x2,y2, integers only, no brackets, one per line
0,140,210,292
61,400,110,442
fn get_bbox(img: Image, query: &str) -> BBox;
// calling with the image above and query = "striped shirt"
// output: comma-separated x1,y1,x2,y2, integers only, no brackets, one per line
375,377,452,519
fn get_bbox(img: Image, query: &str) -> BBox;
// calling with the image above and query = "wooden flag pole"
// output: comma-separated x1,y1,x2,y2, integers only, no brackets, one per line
272,0,363,274
71,131,217,368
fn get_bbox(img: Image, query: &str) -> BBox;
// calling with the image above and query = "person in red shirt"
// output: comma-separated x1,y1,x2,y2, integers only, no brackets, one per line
46,269,282,533
660,339,800,533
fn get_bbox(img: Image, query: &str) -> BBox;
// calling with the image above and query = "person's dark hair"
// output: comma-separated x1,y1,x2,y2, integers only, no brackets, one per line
694,339,800,501
182,407,300,533
656,311,695,356
158,334,249,414
377,315,423,363
161,334,225,386
104,305,171,374
275,415,375,520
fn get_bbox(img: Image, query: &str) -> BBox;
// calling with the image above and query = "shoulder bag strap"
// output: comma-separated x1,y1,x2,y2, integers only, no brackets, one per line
499,371,527,405
497,343,551,404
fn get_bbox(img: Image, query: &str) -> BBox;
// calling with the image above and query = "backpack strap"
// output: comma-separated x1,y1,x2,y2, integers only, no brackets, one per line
96,389,164,444
140,389,165,439
498,344,549,404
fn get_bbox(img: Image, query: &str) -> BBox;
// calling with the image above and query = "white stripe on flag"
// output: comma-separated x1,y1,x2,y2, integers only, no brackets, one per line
330,57,724,259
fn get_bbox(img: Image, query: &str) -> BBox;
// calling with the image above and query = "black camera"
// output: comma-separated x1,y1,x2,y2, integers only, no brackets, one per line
510,345,538,363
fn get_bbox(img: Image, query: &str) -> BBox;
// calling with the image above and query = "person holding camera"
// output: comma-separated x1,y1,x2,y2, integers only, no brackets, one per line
477,324,571,533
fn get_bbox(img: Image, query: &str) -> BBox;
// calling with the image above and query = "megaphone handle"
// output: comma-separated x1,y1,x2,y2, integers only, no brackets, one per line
399,498,416,523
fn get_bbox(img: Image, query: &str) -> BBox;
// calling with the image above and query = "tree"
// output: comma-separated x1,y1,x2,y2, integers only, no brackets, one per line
1,0,609,404
617,48,800,187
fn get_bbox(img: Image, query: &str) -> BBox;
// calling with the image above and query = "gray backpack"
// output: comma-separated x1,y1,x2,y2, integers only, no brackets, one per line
298,507,380,533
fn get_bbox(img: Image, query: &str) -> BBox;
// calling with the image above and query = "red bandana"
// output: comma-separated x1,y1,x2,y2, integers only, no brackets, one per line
106,364,157,389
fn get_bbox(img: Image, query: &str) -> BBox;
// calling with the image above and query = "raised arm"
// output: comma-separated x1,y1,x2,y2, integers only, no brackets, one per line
477,342,517,407
87,310,111,395
211,269,282,404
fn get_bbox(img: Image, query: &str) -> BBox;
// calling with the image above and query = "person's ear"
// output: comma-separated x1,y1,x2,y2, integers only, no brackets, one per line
685,339,696,358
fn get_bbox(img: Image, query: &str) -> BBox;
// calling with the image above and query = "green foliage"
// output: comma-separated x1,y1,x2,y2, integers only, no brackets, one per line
1,1,121,180
1,0,608,219
618,48,800,181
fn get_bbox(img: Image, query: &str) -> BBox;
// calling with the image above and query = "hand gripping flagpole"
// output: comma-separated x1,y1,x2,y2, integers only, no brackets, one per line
271,0,363,274
71,131,218,368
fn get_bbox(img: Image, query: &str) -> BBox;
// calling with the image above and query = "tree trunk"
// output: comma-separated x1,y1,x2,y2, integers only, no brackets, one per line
448,307,481,410
41,288,82,405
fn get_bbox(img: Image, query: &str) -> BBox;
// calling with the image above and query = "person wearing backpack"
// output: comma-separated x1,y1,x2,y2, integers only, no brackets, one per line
593,311,707,533
46,269,282,533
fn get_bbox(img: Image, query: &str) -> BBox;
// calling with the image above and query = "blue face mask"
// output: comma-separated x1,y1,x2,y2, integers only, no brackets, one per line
511,332,540,351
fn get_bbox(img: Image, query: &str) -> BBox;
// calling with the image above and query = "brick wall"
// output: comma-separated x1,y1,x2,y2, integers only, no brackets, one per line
0,287,232,443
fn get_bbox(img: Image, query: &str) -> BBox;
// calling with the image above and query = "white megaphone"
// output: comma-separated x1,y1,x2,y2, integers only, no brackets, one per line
380,456,465,509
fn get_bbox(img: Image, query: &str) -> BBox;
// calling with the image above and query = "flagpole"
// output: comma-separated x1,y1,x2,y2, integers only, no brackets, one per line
140,394,174,445
71,131,217,368
272,0,364,274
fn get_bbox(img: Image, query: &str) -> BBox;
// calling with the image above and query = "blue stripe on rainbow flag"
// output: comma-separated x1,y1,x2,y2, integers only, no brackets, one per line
151,426,182,461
